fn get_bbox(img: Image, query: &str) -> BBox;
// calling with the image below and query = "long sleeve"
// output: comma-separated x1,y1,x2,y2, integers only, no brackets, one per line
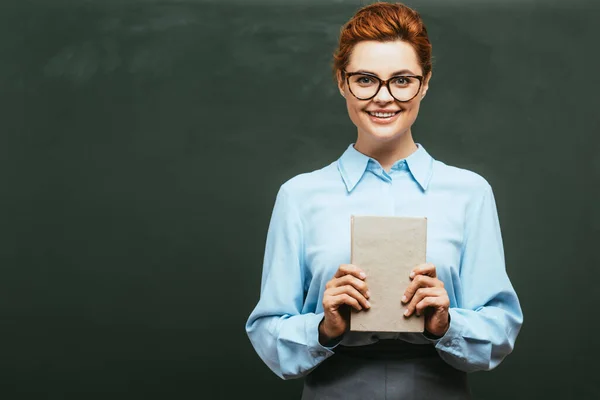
245,184,335,380
431,182,523,372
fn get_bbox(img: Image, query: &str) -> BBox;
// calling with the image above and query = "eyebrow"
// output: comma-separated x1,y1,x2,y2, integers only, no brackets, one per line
354,69,418,76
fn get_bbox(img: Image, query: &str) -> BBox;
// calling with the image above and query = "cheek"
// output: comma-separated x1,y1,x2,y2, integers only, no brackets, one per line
346,101,365,125
402,101,422,124
346,101,358,124
406,103,419,117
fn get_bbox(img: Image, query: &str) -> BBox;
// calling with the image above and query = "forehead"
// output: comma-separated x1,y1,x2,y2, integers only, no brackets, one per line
347,40,421,76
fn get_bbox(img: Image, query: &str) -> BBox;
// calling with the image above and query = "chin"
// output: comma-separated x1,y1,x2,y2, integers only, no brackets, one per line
355,110,413,142
362,125,410,143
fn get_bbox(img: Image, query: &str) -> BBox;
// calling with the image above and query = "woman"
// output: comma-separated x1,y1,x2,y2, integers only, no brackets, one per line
245,2,523,399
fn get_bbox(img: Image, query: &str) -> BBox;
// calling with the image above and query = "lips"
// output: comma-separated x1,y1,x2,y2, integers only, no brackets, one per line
367,111,400,118
365,109,402,124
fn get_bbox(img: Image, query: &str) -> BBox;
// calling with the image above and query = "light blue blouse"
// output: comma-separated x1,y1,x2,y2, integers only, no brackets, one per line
245,143,523,379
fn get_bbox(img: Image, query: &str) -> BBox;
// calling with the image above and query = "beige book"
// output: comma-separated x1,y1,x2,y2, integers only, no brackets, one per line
349,215,426,333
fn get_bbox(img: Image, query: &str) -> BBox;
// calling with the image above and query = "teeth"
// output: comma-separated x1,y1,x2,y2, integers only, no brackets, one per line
369,111,398,118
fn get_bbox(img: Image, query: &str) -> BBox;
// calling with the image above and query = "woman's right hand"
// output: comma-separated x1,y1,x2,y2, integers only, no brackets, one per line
319,264,371,344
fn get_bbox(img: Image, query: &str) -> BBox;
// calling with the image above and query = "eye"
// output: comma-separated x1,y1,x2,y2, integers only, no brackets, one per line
353,75,377,86
391,76,411,86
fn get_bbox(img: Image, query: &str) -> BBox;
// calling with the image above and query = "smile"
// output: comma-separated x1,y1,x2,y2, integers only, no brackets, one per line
368,111,398,117
365,110,402,124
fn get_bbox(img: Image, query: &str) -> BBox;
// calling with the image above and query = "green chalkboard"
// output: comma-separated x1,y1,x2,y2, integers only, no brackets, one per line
1,0,599,399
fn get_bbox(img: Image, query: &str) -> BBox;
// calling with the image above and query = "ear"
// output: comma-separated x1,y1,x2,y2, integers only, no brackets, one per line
336,70,346,98
421,71,432,99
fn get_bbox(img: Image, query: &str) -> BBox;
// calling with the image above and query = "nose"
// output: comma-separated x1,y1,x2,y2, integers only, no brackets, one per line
373,83,394,103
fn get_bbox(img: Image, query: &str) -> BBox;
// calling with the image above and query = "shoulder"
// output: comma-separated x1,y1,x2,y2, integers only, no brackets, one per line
278,161,340,200
431,159,492,196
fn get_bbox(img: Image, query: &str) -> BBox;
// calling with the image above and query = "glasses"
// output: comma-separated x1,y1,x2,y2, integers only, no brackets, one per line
344,71,424,102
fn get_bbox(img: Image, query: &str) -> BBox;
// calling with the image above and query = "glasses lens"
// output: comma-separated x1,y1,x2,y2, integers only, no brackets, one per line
348,74,420,101
348,74,380,99
389,76,420,101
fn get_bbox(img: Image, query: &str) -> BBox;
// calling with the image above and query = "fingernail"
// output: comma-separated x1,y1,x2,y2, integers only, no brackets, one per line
401,295,407,303
409,271,415,278
366,301,371,308
404,310,409,316
359,272,366,279
366,290,371,298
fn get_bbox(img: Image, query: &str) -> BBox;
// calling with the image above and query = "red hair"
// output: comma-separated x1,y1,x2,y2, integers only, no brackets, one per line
333,2,432,81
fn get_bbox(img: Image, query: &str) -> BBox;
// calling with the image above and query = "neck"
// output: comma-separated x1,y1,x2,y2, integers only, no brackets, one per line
354,130,418,171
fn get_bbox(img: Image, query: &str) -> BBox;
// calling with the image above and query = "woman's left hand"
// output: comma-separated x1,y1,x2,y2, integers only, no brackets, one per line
401,263,450,337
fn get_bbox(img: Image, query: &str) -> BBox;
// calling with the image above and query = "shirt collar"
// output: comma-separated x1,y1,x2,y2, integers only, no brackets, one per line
336,143,434,193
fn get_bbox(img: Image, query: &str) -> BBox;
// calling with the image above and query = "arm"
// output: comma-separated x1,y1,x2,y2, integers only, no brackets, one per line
245,185,335,380
430,183,523,372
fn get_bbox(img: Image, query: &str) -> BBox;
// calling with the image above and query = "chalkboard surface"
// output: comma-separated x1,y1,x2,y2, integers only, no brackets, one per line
1,0,599,399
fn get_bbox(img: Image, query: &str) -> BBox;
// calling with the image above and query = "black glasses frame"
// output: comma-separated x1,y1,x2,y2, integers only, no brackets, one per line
344,70,424,102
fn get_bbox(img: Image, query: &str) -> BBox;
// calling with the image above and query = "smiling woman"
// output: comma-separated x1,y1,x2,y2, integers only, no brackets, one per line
245,2,523,399
338,39,429,156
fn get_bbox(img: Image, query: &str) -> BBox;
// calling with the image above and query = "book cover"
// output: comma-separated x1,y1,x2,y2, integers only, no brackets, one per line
349,215,427,333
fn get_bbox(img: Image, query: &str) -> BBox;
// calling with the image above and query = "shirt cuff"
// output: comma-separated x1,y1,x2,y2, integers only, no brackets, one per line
423,309,459,343
306,313,338,360
424,309,466,357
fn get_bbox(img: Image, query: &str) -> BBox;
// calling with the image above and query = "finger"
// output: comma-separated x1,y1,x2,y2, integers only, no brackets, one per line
410,263,437,279
324,292,361,311
404,287,438,317
331,293,363,311
415,295,449,317
329,285,371,309
403,287,442,317
335,264,366,280
332,275,370,298
323,291,356,311
402,275,442,303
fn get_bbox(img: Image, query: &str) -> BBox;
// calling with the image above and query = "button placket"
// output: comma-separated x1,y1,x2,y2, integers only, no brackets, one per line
389,172,398,215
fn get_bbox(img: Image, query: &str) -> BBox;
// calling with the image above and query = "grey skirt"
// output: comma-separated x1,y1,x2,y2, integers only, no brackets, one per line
301,340,471,400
